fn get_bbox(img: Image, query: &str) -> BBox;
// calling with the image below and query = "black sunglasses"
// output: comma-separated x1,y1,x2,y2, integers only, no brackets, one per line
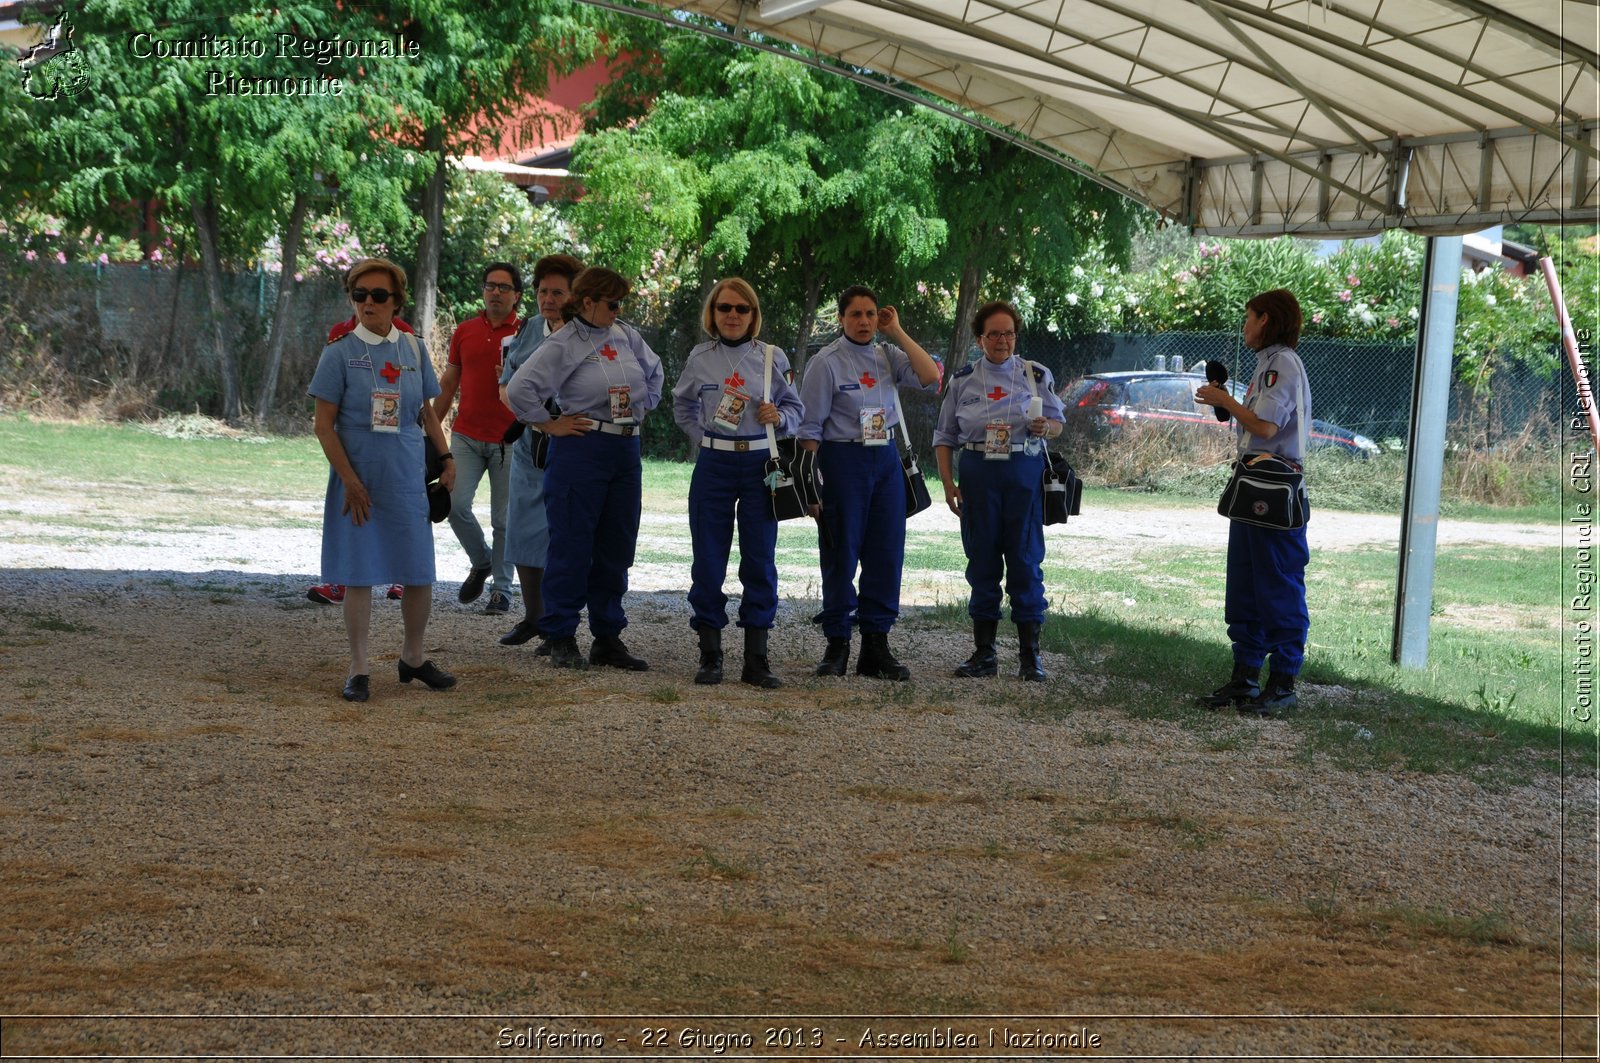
606,299,624,312
715,302,753,315
351,287,394,304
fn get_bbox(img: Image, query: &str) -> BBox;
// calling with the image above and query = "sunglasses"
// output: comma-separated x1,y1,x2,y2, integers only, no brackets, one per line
351,288,395,304
605,300,624,312
715,302,753,315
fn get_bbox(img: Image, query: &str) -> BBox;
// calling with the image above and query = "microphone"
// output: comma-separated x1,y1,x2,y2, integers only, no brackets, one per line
1205,360,1231,422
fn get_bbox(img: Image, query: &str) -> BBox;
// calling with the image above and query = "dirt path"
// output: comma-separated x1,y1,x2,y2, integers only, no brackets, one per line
0,483,1591,1057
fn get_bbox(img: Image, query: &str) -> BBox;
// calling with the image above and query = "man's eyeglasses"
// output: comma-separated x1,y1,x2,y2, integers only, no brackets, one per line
351,288,394,304
983,330,1017,341
715,302,753,315
483,282,518,294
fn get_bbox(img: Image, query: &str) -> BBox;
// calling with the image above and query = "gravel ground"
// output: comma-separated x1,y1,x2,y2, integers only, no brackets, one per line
0,501,1593,1059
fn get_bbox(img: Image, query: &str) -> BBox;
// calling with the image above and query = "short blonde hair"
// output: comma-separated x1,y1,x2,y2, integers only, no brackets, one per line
345,257,408,304
701,277,762,340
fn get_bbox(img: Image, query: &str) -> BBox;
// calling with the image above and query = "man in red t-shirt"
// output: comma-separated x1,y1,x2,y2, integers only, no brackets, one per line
432,262,522,613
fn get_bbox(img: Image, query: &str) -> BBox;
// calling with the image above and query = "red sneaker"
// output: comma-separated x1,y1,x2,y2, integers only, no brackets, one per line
386,585,404,600
307,583,345,605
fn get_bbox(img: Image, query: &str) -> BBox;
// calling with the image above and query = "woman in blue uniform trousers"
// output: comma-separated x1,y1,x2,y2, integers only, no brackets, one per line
672,278,805,688
798,285,942,680
503,267,664,671
933,301,1065,681
1194,288,1312,717
497,253,584,652
309,257,457,703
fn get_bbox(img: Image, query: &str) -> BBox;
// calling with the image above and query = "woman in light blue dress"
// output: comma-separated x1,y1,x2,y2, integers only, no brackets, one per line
496,253,583,650
309,257,458,703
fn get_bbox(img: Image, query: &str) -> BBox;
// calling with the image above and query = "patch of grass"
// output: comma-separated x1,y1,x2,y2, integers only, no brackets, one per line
23,612,94,633
941,920,971,964
1034,541,1581,781
1372,905,1522,946
0,415,327,497
1042,846,1135,882
648,685,680,704
680,849,757,882
851,781,947,806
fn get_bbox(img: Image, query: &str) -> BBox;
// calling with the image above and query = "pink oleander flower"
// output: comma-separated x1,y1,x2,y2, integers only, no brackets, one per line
1311,311,1324,324
150,249,163,263
24,249,37,261
1386,316,1401,328
55,251,67,263
98,253,109,265
1338,289,1352,302
1347,273,1360,287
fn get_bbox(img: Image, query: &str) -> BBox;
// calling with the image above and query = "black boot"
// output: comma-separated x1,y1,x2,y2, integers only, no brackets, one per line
694,626,724,685
1200,661,1261,710
953,619,998,678
1242,671,1297,717
590,634,649,671
548,636,589,670
741,627,782,689
814,636,850,677
857,631,911,681
1016,621,1047,682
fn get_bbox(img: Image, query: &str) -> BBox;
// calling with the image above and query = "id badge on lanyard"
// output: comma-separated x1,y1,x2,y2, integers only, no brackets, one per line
609,385,636,425
983,421,1012,459
712,387,749,432
860,406,889,445
371,389,401,433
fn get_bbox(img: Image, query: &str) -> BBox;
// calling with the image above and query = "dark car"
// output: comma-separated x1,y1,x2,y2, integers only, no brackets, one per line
1058,371,1380,458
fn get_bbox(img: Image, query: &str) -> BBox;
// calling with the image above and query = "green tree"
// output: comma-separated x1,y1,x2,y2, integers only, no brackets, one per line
575,35,956,369
367,0,605,340
18,0,427,422
926,129,1143,362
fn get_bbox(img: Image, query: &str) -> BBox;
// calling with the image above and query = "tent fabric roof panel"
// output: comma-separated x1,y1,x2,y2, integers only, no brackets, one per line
651,0,1597,234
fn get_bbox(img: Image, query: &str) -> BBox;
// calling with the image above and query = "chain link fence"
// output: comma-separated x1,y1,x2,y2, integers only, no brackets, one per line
4,263,1572,462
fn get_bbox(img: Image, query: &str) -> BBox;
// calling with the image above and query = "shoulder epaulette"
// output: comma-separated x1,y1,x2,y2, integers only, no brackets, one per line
952,363,976,379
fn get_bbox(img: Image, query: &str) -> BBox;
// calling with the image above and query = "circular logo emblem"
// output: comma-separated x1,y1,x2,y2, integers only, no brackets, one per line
1252,500,1268,516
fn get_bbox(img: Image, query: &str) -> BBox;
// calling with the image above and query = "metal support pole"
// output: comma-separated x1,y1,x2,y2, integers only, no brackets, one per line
1392,235,1461,668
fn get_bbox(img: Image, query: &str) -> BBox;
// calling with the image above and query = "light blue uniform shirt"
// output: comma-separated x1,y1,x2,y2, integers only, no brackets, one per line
1240,343,1311,460
933,356,1063,448
504,316,664,426
672,339,804,449
499,315,552,392
797,337,938,442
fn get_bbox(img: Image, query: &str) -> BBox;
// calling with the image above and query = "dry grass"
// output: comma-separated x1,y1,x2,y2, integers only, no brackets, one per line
1075,420,1234,490
0,576,1592,1058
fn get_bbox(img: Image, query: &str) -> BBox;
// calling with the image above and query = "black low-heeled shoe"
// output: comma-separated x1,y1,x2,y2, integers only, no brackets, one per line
499,619,540,646
342,675,370,702
398,659,457,690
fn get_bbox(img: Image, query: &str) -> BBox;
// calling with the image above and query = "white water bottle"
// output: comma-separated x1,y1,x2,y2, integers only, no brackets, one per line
1027,396,1044,421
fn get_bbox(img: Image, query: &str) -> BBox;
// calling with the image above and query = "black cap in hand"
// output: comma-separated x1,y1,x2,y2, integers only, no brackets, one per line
1205,360,1231,422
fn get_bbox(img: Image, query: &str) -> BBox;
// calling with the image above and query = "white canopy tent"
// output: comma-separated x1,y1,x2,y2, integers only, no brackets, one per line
645,0,1598,237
